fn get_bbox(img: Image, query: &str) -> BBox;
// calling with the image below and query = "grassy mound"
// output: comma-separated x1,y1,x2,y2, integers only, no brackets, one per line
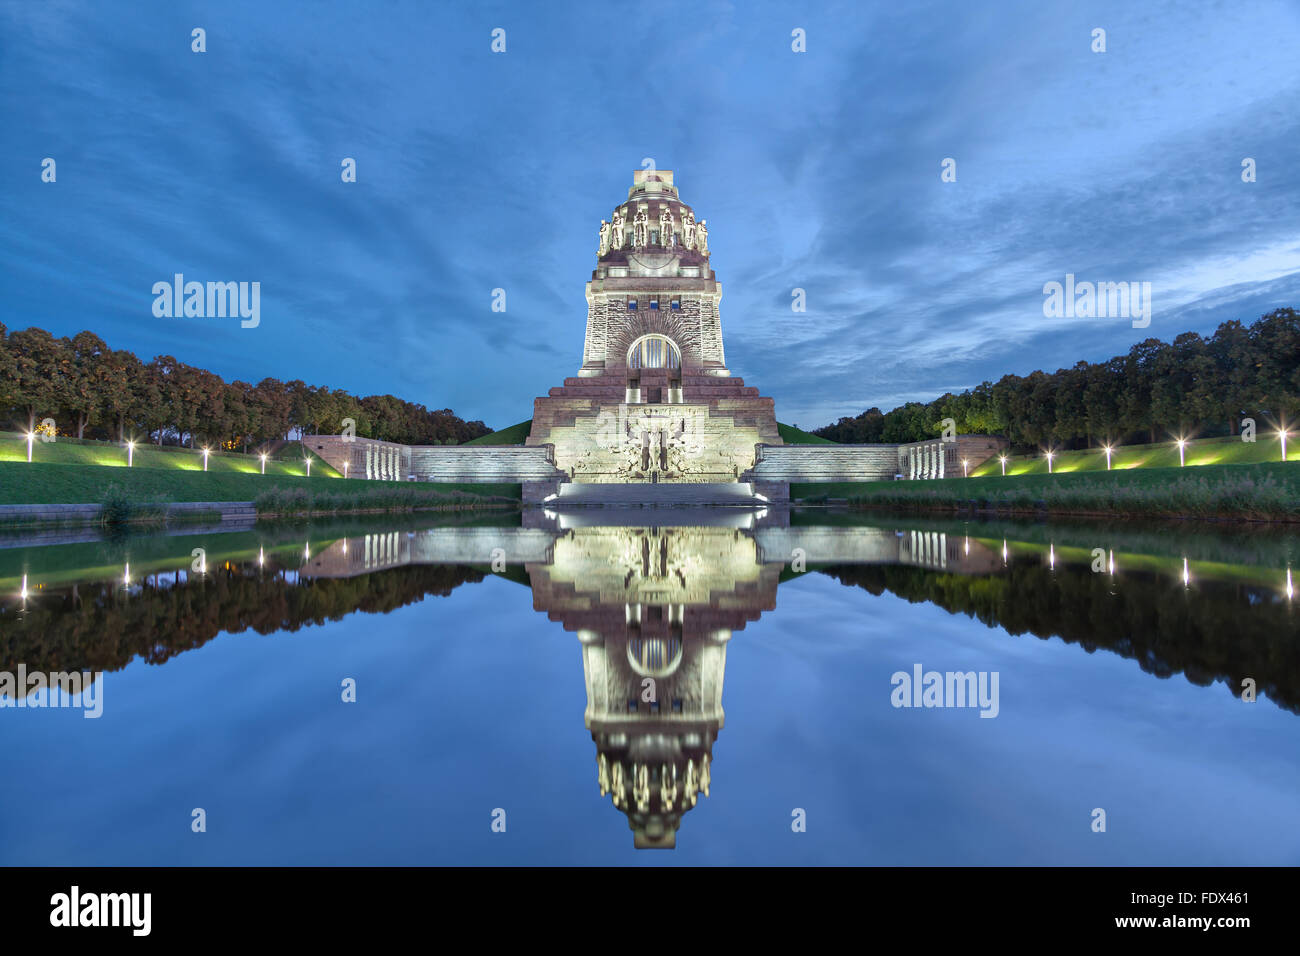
778,423,836,444
462,420,533,445
0,433,340,478
970,433,1292,477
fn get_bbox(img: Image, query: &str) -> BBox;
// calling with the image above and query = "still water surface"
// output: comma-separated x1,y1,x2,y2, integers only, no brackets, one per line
2,509,1297,864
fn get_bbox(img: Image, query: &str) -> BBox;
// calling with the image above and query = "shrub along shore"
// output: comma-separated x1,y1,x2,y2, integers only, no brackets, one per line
252,485,519,517
792,461,1300,522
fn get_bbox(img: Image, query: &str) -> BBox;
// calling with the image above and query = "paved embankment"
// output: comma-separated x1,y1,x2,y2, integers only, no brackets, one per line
0,501,258,527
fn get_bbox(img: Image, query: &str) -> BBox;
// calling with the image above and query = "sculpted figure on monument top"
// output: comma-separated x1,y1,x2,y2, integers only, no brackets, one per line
682,210,697,250
632,208,649,249
598,219,610,256
697,219,708,254
611,208,625,250
659,206,674,247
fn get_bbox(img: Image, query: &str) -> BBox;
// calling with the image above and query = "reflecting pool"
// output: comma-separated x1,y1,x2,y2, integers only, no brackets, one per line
1,509,1298,864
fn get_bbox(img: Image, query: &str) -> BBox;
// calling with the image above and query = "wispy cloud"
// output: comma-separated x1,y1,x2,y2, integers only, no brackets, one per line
2,0,1297,429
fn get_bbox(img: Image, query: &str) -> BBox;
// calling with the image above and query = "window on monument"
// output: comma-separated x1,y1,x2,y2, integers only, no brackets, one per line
650,299,659,310
627,635,684,677
670,299,680,310
628,299,637,310
650,230,659,244
627,334,681,370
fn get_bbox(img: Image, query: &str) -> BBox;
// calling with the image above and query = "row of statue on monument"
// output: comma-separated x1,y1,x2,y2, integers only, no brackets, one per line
599,205,708,256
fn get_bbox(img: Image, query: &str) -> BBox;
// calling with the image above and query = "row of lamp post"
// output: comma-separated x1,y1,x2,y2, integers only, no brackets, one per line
21,432,322,476
974,428,1291,477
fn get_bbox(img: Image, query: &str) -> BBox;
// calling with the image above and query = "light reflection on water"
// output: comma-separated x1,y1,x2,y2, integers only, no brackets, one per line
1,510,1298,865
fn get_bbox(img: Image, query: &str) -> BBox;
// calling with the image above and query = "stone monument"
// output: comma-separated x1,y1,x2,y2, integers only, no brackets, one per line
525,169,783,501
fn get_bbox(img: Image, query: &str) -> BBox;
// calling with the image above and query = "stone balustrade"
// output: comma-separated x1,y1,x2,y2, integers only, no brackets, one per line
304,435,564,483
744,435,1007,483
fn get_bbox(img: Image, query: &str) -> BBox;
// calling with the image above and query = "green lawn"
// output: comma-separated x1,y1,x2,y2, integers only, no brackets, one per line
970,433,1292,477
793,460,1300,521
777,422,836,444
0,433,340,478
0,459,517,506
463,420,533,445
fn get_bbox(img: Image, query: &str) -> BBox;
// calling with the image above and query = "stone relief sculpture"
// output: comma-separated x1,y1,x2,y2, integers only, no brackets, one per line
566,402,758,483
632,208,649,249
682,210,696,250
611,208,626,250
598,218,610,256
659,206,674,247
696,219,708,254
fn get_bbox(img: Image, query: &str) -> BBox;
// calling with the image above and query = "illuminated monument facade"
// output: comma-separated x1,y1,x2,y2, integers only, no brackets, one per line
524,170,785,498
530,524,780,848
308,169,1006,490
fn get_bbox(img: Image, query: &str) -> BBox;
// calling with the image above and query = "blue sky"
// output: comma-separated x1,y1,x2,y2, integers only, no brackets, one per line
3,0,1298,430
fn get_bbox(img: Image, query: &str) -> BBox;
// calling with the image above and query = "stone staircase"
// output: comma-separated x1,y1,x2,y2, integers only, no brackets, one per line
528,370,782,446
550,481,768,506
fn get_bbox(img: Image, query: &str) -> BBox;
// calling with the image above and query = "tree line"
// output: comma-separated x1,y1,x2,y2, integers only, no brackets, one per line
0,325,490,450
814,308,1300,450
1,562,486,676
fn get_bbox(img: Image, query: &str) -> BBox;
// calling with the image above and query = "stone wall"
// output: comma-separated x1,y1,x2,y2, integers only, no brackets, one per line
754,526,999,572
305,435,411,480
407,446,564,482
745,435,1008,483
303,435,563,483
896,435,1008,479
745,444,899,482
306,431,1008,490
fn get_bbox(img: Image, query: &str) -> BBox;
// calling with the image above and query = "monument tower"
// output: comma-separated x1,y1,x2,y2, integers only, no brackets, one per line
525,170,783,500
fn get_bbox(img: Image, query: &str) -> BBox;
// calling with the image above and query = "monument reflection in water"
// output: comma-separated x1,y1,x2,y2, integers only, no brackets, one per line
303,511,989,848
5,510,1298,860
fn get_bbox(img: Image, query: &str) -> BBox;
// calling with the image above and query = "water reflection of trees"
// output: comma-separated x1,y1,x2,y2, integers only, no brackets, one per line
0,564,484,675
824,563,1300,712
8,544,1299,723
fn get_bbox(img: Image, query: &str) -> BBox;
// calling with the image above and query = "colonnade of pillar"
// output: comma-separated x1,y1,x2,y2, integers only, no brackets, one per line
903,441,948,480
363,531,405,569
900,530,949,569
363,444,404,480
